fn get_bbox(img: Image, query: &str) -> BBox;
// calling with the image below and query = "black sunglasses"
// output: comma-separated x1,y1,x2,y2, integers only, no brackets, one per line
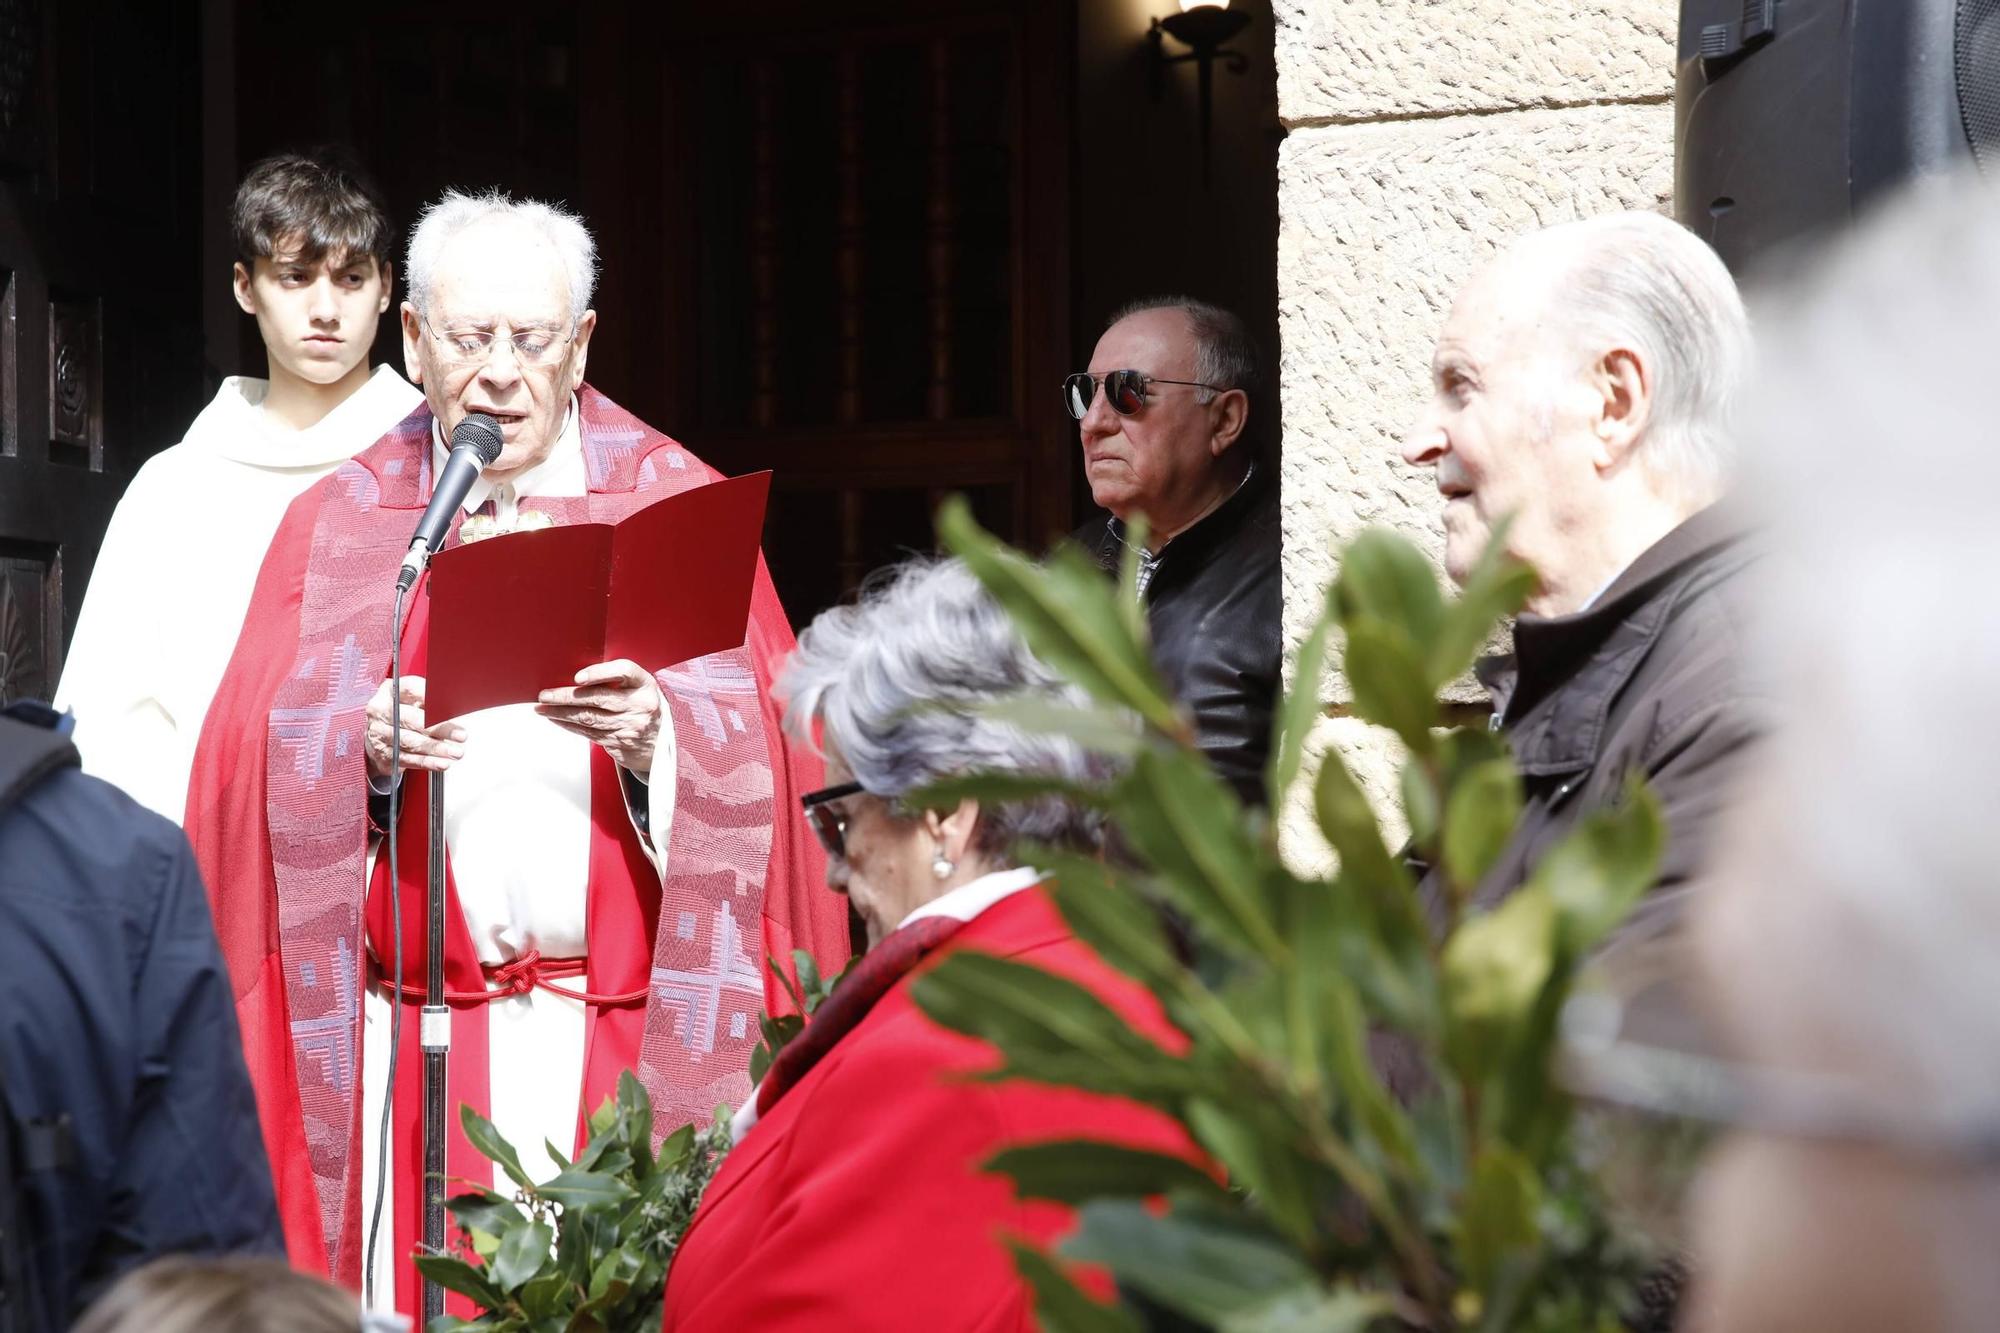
1063,369,1226,421
800,781,865,860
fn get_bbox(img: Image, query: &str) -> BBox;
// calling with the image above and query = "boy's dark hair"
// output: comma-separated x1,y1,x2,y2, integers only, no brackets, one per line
230,149,392,271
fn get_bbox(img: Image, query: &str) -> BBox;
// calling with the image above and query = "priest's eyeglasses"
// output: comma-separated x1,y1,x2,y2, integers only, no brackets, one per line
800,781,866,861
421,314,574,368
1063,369,1227,421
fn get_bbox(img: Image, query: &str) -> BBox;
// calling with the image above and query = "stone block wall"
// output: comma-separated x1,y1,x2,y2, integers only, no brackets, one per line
1274,1,1678,870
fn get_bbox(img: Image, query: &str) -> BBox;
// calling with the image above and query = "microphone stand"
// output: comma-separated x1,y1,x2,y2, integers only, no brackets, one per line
422,766,449,1327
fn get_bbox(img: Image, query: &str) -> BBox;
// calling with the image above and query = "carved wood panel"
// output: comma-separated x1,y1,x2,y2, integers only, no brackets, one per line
0,0,202,680
48,294,101,466
0,545,59,705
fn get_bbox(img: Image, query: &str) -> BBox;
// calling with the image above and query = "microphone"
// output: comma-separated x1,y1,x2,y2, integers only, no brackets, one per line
396,413,505,592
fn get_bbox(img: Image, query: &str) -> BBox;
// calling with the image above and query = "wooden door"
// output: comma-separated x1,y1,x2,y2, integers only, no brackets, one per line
590,0,1075,623
0,0,203,703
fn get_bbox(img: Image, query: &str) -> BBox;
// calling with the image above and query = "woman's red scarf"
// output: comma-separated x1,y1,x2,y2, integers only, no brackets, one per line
182,387,847,1307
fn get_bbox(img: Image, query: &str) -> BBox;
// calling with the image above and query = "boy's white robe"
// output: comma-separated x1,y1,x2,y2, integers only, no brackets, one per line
55,365,421,820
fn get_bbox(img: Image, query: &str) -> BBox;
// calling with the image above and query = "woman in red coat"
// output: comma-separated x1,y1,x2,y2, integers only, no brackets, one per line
663,558,1196,1332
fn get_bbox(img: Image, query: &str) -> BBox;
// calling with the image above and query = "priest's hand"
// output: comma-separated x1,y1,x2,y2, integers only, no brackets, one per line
363,675,469,780
536,659,663,776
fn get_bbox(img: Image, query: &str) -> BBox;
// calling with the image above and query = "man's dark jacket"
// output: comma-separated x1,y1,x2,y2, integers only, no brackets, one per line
0,706,281,1330
1077,468,1281,805
1435,504,1763,924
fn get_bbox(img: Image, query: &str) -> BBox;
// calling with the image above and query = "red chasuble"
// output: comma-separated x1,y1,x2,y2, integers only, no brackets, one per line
183,386,850,1304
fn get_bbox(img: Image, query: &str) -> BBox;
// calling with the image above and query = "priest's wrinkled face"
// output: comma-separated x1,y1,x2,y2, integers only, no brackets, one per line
402,215,595,482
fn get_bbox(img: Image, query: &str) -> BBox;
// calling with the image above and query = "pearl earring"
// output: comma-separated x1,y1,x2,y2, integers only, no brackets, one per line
931,849,955,881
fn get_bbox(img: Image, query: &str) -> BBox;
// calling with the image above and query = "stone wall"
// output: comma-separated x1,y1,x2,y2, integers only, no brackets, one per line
1273,1,1678,869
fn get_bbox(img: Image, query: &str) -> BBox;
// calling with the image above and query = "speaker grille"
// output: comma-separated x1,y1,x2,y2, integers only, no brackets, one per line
1958,0,2000,170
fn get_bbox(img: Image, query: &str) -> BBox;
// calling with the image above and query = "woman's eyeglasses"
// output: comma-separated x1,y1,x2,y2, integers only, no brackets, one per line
1063,370,1226,421
800,781,865,860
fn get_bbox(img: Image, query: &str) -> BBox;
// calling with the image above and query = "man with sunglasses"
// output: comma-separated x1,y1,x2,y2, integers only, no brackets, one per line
181,190,849,1314
1069,297,1281,806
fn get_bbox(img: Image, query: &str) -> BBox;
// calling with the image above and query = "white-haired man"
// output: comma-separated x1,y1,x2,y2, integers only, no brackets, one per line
1401,211,1761,912
181,191,850,1313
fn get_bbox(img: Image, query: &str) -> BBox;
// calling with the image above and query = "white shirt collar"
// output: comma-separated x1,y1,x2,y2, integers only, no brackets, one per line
430,394,584,515
897,864,1045,931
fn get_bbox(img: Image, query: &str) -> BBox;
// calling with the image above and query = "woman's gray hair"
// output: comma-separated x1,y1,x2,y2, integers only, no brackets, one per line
404,188,598,322
1525,211,1749,505
779,557,1121,860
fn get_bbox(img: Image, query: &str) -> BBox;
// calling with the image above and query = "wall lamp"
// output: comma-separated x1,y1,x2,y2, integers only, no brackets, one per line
1149,0,1252,185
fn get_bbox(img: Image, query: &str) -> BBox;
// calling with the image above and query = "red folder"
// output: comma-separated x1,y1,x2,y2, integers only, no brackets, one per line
423,471,772,720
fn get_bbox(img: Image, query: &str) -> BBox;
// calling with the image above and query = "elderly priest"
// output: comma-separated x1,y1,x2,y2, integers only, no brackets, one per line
182,190,850,1315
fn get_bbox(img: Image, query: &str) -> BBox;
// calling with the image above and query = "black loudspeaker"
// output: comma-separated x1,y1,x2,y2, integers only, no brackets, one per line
1676,0,2000,272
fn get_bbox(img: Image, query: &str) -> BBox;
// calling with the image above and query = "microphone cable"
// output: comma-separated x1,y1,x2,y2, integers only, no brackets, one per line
363,583,409,1312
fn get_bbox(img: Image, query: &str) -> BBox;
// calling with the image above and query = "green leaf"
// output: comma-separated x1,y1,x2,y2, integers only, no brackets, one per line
910,953,1204,1107
1343,619,1437,754
1039,849,1181,993
1441,759,1522,895
1061,1199,1324,1325
460,1103,536,1191
1457,1144,1543,1294
766,952,806,1016
977,695,1147,756
1429,519,1536,686
1399,754,1441,851
520,1270,572,1321
1183,1099,1322,1253
1269,582,1338,803
1442,885,1556,1084
445,1189,528,1240
586,1094,617,1140
937,496,1184,736
1007,1239,1143,1333
1311,744,1405,895
1323,976,1418,1176
616,1071,652,1163
1117,747,1284,961
654,1123,695,1175
910,769,1113,817
414,1253,509,1310
1335,529,1446,661
490,1217,555,1291
544,1140,572,1173
583,1245,643,1306
1221,1287,1393,1333
1311,746,1423,952
537,1168,638,1211
1537,782,1664,955
985,1139,1224,1206
791,948,824,1009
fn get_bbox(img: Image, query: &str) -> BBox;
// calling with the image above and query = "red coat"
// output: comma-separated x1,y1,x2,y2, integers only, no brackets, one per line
663,886,1197,1332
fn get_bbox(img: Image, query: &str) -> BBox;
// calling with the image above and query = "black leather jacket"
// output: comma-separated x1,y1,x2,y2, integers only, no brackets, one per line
1075,469,1281,805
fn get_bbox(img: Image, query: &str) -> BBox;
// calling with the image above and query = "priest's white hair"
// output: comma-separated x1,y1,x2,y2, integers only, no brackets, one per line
779,557,1123,859
403,188,598,323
